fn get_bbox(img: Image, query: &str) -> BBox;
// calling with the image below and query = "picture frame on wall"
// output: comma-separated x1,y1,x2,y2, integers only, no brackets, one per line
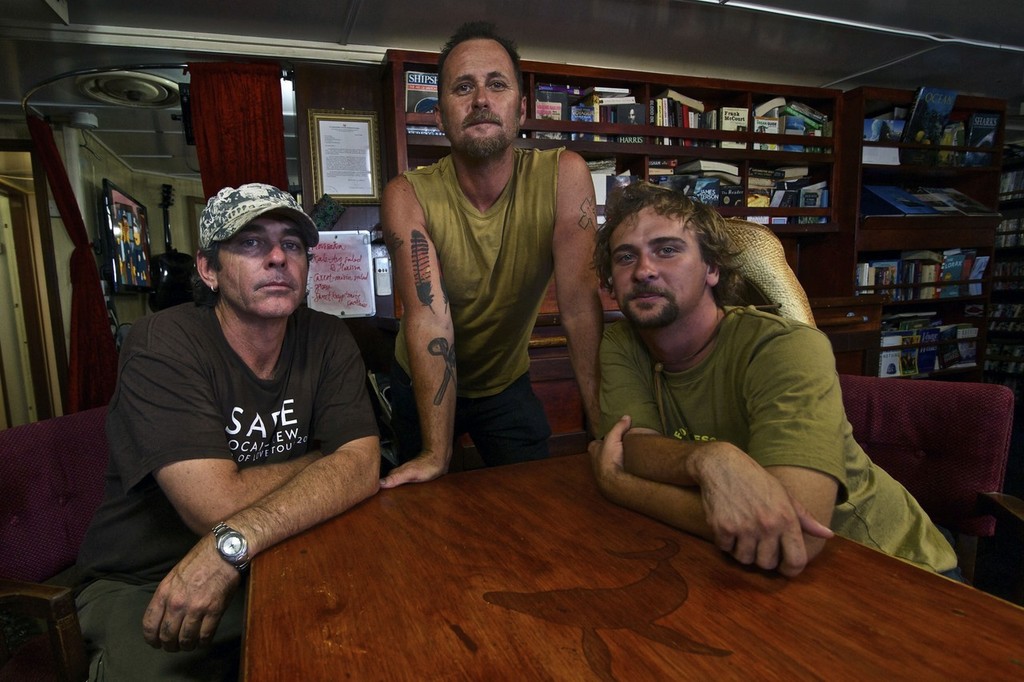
308,109,382,204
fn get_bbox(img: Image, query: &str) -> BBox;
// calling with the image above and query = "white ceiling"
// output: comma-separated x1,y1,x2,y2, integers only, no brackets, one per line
2,0,1024,184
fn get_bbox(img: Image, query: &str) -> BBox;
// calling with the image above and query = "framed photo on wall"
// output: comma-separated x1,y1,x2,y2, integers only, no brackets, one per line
308,109,382,204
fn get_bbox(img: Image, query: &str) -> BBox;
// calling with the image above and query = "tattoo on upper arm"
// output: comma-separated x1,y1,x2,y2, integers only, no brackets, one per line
427,337,456,405
410,229,434,312
384,231,404,256
578,196,596,231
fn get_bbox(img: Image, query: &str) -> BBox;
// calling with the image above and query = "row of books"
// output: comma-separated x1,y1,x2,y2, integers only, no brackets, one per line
532,84,832,150
879,315,978,378
987,341,1024,360
993,259,1024,280
643,159,826,214
860,184,994,216
1000,164,1024,201
856,248,990,300
996,217,1024,248
989,302,1024,321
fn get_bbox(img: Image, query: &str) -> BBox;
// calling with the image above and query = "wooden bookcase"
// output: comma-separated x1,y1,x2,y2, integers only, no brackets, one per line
986,153,1024,407
382,50,841,240
832,86,1006,381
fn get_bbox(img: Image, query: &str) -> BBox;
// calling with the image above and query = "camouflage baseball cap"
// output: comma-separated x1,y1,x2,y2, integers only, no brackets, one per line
199,183,319,249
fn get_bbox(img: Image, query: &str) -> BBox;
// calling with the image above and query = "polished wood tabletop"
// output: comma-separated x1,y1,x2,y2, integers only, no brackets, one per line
242,454,1024,681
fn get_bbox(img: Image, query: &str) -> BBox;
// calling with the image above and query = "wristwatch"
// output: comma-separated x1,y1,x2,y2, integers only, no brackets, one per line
212,522,250,571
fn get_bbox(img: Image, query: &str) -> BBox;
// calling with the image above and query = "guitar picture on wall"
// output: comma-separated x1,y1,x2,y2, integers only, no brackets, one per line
149,183,195,311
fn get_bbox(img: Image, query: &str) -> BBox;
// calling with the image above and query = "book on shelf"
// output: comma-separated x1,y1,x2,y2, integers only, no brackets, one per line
860,185,939,215
770,189,800,208
936,121,965,167
863,118,905,142
536,82,585,98
917,186,995,215
899,333,921,376
781,115,807,152
719,106,749,149
580,84,632,99
534,87,570,140
754,96,787,118
784,100,828,125
799,181,828,209
964,111,1000,167
595,95,637,106
900,86,957,164
957,326,979,365
753,116,780,150
746,187,772,208
968,255,990,296
938,249,968,298
570,104,595,141
405,71,439,113
406,124,445,137
676,159,739,176
917,326,940,374
588,158,617,206
936,324,963,369
872,259,900,298
656,88,705,113
906,187,960,214
606,173,641,205
719,185,745,208
878,333,903,378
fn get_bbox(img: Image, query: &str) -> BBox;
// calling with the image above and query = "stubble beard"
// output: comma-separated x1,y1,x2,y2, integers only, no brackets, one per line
448,110,518,159
623,288,680,329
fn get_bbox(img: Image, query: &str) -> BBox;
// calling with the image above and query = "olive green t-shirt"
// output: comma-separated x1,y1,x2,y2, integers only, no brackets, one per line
398,147,561,397
599,306,957,574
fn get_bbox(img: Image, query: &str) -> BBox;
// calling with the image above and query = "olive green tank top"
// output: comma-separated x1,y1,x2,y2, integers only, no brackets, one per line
397,147,562,398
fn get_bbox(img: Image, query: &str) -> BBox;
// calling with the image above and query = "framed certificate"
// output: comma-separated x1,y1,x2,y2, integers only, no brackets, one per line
308,109,382,204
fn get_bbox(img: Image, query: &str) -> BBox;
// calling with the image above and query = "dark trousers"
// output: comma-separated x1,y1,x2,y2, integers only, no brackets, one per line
389,363,551,468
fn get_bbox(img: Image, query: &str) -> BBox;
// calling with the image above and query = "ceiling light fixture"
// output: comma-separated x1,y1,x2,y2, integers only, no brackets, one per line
75,71,181,108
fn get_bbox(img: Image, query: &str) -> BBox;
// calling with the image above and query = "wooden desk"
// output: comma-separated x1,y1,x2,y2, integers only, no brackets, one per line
243,455,1024,681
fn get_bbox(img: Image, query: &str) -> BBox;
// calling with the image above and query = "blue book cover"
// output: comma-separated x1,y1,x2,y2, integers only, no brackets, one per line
861,185,939,215
917,327,940,373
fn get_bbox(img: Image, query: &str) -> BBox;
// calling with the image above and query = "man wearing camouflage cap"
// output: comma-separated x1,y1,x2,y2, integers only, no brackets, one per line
75,183,381,680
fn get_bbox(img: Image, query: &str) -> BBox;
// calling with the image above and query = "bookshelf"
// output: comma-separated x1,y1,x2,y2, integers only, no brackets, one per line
832,86,1006,381
382,50,841,237
986,152,1024,406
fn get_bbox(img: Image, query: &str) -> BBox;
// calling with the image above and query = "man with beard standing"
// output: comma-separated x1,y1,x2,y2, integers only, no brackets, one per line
380,22,604,487
588,181,960,579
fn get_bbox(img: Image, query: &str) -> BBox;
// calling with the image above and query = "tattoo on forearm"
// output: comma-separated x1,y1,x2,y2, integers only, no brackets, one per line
427,337,456,405
410,229,434,311
578,196,596,231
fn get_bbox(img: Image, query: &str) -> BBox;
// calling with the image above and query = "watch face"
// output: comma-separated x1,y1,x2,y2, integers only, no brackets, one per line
223,535,243,556
218,531,247,560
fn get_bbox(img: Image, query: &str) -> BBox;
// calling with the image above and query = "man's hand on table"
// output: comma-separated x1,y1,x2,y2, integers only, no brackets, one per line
379,450,451,489
142,537,241,652
686,442,834,577
590,415,833,577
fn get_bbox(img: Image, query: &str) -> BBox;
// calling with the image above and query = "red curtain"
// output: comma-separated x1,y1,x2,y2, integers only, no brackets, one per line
187,62,289,199
26,115,118,413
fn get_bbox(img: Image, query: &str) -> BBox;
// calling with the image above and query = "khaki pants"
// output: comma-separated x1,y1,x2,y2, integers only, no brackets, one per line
76,579,243,682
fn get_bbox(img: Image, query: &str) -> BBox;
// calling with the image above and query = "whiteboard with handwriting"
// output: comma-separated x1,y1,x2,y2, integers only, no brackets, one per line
307,230,375,318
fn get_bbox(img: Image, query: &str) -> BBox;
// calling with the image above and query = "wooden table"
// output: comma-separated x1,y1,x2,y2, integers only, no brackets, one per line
243,454,1024,681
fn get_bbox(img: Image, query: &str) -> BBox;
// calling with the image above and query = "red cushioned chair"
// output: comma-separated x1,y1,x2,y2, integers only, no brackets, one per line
838,374,1023,595
0,406,109,682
